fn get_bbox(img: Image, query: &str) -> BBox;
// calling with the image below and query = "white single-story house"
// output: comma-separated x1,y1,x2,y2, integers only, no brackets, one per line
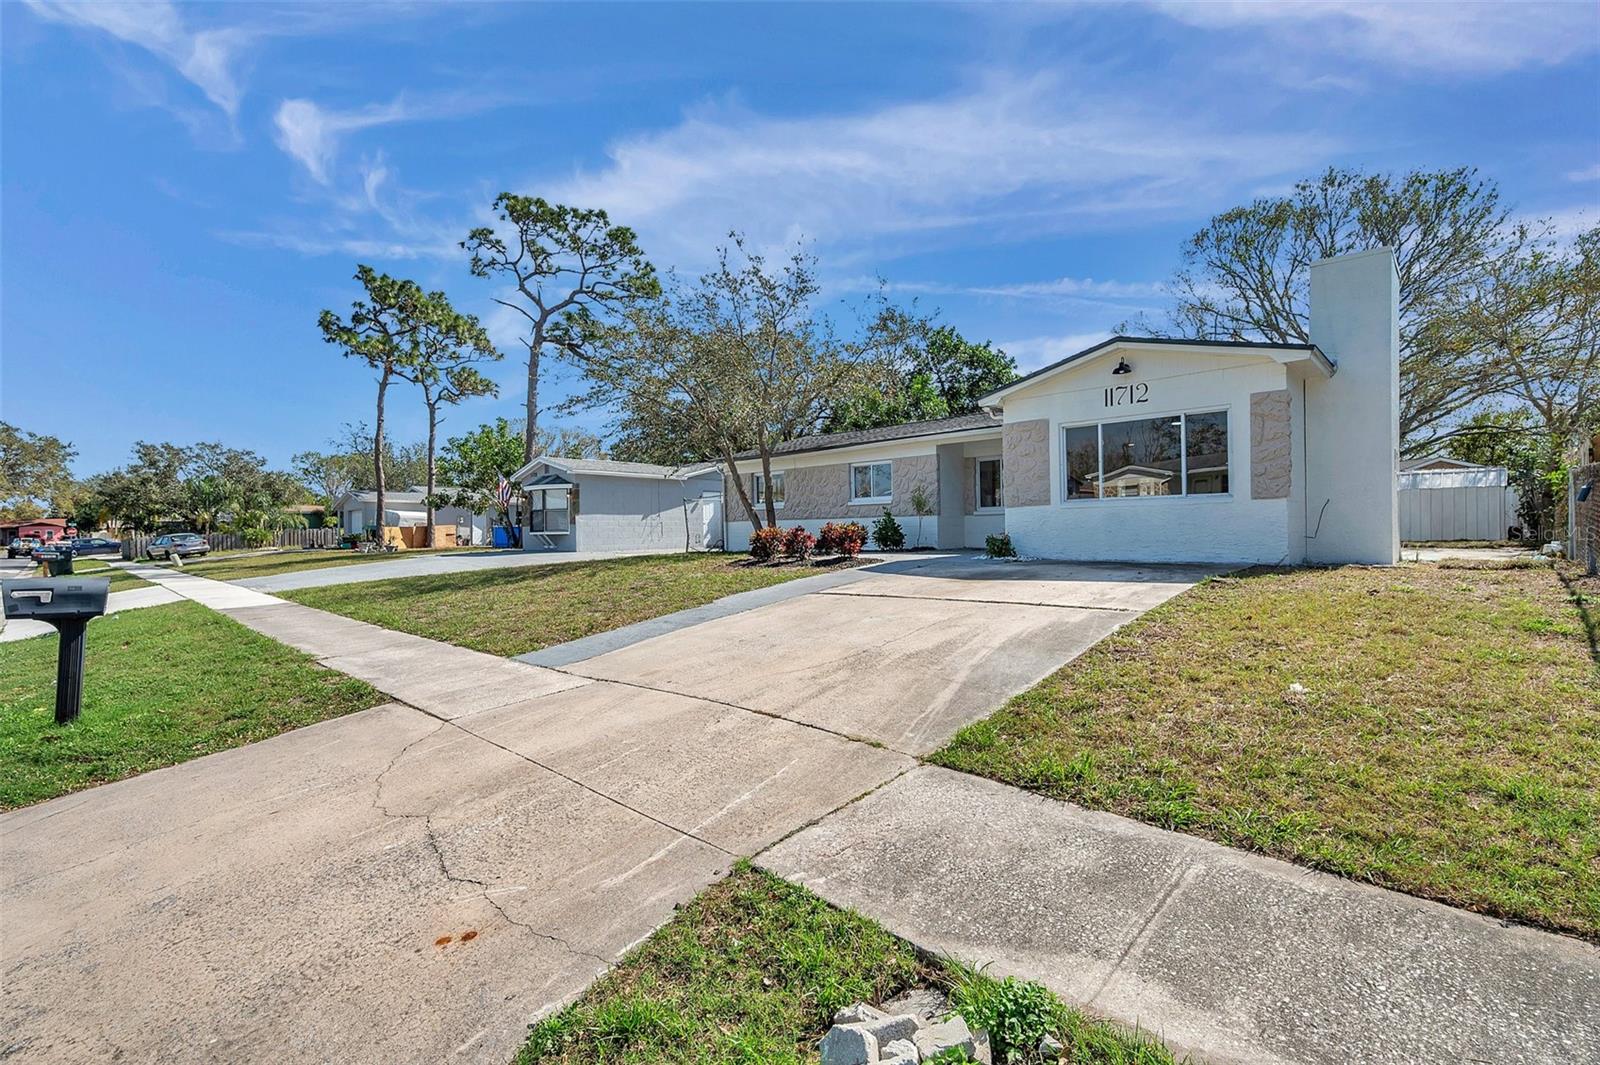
725,248,1401,566
509,456,724,552
332,487,495,545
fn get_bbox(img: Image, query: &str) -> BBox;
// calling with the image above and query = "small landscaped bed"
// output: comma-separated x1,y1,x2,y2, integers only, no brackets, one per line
282,553,837,658
518,862,1175,1064
933,561,1600,939
0,601,382,809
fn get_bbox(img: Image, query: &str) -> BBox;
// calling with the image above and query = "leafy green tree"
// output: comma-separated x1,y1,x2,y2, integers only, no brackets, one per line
292,448,362,507
1148,166,1512,450
437,418,525,541
397,292,500,546
567,237,876,529
824,314,1015,432
464,195,657,463
0,422,78,523
319,266,429,536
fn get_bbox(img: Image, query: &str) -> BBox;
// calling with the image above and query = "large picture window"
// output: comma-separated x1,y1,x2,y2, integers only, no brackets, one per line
850,461,893,503
1062,410,1229,502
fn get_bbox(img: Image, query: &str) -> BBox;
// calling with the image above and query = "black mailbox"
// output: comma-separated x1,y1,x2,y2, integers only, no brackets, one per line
3,577,109,724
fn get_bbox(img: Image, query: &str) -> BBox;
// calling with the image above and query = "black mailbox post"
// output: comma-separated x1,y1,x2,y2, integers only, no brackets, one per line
2,577,109,724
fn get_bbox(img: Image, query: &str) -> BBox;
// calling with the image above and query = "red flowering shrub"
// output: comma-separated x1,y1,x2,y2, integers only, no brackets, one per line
782,525,816,560
817,521,868,557
749,525,786,561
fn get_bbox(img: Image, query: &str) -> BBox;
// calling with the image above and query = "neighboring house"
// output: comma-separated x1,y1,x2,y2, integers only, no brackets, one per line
331,487,494,545
0,517,76,543
509,457,723,553
726,248,1401,566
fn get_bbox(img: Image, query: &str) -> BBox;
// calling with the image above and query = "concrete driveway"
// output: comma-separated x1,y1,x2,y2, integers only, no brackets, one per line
565,555,1220,753
1,556,1212,1063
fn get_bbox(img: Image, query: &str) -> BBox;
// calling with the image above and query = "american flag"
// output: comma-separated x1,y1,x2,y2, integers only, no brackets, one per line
495,476,513,515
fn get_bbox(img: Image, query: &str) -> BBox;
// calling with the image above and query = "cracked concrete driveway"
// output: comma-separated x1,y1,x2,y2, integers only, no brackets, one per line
1,556,1208,1063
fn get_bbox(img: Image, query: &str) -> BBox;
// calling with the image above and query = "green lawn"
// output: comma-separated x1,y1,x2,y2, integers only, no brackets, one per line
283,553,833,658
933,562,1600,940
0,602,382,809
173,546,474,581
33,556,152,592
519,863,1176,1065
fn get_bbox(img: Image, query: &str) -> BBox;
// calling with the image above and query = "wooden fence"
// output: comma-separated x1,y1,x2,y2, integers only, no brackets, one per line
120,527,341,559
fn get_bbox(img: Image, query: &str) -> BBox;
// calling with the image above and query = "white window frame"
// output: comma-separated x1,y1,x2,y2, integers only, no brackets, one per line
752,471,785,509
1059,407,1231,504
849,461,893,504
975,457,1004,512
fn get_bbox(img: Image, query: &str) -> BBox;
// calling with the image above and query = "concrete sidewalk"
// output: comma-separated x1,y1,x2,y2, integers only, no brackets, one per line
760,766,1600,1065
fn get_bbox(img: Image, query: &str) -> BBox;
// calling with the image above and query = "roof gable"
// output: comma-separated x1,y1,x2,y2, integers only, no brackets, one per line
981,335,1334,407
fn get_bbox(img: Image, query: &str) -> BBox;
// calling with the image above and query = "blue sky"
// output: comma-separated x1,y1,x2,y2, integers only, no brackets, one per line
3,1,1597,476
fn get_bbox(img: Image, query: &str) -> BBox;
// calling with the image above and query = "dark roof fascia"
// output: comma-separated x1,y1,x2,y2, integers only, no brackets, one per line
734,417,1002,462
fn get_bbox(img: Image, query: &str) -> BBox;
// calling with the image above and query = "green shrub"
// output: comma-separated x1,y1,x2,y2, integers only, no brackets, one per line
871,509,905,550
951,973,1067,1064
748,525,786,562
985,533,1016,559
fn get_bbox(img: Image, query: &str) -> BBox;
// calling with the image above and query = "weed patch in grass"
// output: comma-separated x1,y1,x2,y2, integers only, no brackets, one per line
518,864,1175,1064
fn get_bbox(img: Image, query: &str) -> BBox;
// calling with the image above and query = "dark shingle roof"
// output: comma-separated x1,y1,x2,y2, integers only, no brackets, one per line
738,411,1002,460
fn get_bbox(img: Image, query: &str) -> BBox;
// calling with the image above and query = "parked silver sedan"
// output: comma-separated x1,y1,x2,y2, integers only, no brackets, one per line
145,533,210,560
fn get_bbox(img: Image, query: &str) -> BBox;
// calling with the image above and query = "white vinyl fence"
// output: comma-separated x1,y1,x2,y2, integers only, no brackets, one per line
120,527,340,559
1397,468,1520,542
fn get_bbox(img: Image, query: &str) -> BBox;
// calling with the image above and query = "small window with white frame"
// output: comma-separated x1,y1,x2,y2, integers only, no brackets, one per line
849,461,892,503
752,471,785,508
976,457,1003,510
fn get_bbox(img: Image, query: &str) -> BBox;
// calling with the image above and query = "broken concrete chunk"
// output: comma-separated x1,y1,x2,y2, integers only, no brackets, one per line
1039,1032,1065,1059
863,1013,924,1046
833,1001,888,1026
820,1023,879,1065
914,1015,980,1062
881,1037,921,1062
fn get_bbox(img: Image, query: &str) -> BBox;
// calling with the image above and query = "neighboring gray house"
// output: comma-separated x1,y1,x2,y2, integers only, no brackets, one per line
331,486,494,545
510,457,723,552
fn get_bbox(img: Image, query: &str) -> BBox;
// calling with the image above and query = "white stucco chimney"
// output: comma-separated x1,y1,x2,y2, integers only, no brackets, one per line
1303,247,1400,565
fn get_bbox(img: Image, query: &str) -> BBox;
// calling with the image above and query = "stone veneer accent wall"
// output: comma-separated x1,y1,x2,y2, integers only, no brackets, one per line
1002,419,1050,508
962,457,977,514
1250,390,1293,500
758,454,939,521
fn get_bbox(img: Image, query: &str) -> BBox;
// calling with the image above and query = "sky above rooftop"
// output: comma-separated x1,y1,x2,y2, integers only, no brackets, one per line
3,0,1597,474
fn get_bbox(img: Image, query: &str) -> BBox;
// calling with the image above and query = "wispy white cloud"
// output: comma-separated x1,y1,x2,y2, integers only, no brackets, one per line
24,0,252,115
545,74,1332,264
1567,164,1600,183
273,98,418,184
1145,1,1599,75
994,331,1118,373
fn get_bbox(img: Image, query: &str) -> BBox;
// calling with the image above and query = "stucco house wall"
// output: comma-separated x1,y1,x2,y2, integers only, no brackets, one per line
573,469,722,552
999,352,1298,565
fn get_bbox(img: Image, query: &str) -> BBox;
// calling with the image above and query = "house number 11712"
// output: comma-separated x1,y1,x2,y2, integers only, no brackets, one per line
1104,383,1149,407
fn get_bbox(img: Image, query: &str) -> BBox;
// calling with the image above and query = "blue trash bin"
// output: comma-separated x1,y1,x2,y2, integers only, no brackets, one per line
491,525,511,548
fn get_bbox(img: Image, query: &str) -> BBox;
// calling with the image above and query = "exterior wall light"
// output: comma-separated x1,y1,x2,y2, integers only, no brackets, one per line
1111,358,1133,375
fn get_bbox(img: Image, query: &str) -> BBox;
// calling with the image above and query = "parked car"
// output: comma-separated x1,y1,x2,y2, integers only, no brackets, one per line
72,537,121,555
7,537,41,559
145,533,210,560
